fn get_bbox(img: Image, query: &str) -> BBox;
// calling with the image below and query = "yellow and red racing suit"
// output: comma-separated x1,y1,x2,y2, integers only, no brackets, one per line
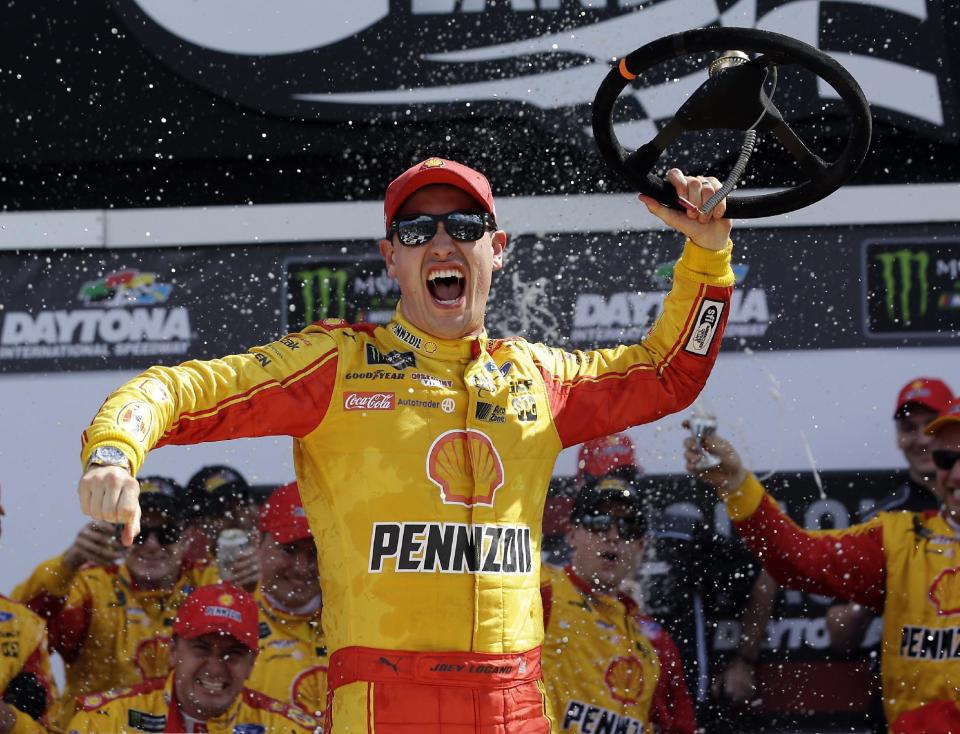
80,241,733,732
65,674,318,733
14,555,212,730
247,586,328,721
0,595,56,734
727,473,960,728
540,565,695,734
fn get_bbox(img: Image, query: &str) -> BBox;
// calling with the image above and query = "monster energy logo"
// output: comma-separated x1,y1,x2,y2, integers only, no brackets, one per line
875,249,930,324
297,267,349,324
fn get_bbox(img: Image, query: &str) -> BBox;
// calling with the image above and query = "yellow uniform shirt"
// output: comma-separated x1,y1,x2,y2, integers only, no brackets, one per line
728,474,960,727
80,242,734,658
247,586,327,720
66,674,318,733
0,595,56,734
14,555,212,730
540,565,695,734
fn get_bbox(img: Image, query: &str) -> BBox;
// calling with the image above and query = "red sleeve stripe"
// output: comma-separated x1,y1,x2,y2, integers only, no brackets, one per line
172,347,336,426
160,353,338,444
535,360,656,388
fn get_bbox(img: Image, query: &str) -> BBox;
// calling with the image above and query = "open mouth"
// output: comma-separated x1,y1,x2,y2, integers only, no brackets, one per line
196,675,228,695
427,267,466,306
598,551,619,563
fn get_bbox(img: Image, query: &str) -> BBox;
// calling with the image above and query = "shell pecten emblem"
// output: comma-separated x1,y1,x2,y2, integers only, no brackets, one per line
427,429,504,506
604,655,645,705
929,567,960,616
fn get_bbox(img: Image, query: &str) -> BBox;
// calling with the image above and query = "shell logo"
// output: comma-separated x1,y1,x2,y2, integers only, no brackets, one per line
292,665,328,719
929,567,960,615
426,429,505,506
604,655,645,705
218,593,235,606
422,157,444,168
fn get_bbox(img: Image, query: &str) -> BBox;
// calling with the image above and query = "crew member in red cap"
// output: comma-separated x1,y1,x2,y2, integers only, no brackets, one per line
66,583,318,733
245,482,328,722
575,433,643,487
77,156,738,732
826,377,953,651
682,397,960,729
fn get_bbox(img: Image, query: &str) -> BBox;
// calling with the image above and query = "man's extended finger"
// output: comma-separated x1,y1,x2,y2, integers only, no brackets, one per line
121,506,141,548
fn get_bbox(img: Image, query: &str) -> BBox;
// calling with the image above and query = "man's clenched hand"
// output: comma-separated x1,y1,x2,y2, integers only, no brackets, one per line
639,168,733,252
77,466,141,546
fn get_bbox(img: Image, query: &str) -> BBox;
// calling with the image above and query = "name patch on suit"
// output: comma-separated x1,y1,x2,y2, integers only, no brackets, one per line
369,522,533,575
684,299,724,356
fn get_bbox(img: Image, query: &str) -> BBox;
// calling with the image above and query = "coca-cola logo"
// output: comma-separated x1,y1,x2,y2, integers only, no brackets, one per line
343,392,396,411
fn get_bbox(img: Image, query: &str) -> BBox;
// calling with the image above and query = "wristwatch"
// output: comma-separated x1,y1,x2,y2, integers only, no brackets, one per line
86,446,132,473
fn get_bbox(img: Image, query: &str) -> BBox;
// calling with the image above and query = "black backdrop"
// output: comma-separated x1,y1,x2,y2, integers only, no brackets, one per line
1,0,958,211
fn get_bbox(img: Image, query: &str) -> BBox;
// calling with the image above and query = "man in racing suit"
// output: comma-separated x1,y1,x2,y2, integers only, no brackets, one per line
684,398,960,730
541,476,695,734
0,489,56,734
66,583,318,734
15,477,215,729
247,482,328,721
76,158,736,732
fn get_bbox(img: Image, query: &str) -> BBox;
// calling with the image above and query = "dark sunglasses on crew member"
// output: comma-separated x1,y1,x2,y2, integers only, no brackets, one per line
577,514,645,541
933,450,960,472
388,211,497,247
114,524,181,546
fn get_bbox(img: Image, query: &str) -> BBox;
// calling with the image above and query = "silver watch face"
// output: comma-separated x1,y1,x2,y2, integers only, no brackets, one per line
92,446,128,465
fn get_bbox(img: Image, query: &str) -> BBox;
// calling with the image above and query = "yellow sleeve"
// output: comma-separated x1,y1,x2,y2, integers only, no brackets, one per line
11,556,77,607
528,241,735,448
80,329,339,475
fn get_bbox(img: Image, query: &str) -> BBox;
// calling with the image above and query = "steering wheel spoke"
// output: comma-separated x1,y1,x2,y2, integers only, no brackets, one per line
770,118,830,181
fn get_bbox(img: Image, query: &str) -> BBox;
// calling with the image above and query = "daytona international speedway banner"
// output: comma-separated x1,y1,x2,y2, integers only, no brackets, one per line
1,221,957,374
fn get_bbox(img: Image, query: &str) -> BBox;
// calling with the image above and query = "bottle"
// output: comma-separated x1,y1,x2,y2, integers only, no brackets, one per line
217,528,249,582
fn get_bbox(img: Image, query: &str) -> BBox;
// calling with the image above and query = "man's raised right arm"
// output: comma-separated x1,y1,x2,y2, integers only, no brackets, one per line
78,329,339,543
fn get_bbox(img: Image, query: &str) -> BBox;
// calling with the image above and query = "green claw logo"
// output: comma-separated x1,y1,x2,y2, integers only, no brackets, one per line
296,267,349,324
875,249,930,325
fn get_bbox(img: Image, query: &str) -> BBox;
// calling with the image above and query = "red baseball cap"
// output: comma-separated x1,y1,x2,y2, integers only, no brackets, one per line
924,398,960,436
576,433,642,484
895,377,952,418
173,583,259,652
383,157,496,232
259,482,311,544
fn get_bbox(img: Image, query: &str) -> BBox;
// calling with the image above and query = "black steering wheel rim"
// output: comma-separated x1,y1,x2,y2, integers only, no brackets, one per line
592,27,872,219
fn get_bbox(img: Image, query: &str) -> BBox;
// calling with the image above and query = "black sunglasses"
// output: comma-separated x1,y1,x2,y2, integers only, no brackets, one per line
933,450,960,472
115,524,182,546
388,212,496,247
576,514,646,541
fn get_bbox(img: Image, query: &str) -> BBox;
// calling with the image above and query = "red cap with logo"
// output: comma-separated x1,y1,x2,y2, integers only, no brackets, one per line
259,482,311,544
173,583,259,652
383,157,496,232
576,433,642,485
924,398,960,436
895,377,952,418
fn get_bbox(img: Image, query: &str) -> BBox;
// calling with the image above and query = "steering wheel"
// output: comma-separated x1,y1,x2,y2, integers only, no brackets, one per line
592,27,872,219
